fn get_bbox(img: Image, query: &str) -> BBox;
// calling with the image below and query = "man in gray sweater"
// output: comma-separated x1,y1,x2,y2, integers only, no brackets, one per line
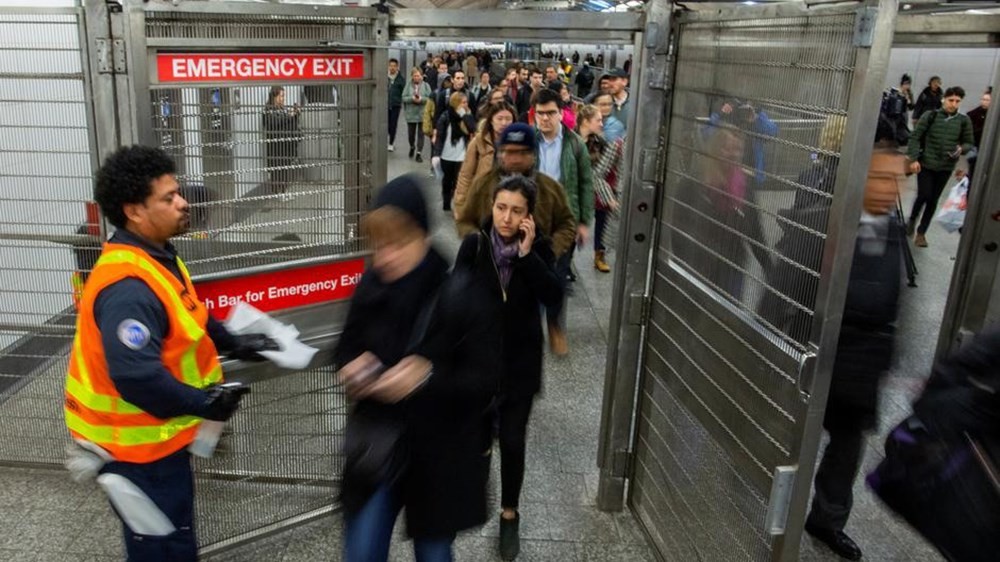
906,86,974,247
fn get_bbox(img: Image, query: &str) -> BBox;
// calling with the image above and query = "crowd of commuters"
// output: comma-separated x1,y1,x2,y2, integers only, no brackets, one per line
65,41,997,562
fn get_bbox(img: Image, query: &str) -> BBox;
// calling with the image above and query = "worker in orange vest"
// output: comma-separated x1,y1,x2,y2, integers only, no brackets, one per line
64,146,276,561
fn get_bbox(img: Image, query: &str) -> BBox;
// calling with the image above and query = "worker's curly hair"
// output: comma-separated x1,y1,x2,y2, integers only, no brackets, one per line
94,145,176,228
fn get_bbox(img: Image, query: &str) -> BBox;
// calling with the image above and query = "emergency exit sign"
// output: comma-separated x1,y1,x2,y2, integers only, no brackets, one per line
157,53,365,83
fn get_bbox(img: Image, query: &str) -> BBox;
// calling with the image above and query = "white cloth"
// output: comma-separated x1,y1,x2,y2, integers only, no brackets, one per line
441,125,467,162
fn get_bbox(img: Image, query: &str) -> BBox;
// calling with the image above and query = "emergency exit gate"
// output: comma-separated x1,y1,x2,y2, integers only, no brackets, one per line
599,1,898,560
0,0,388,552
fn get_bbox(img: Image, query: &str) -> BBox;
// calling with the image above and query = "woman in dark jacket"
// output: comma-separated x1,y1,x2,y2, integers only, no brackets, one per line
335,175,501,562
262,86,300,195
452,176,563,561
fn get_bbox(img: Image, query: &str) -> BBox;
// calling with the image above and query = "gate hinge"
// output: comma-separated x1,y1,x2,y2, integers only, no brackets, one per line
611,449,635,478
96,37,127,74
627,292,651,326
853,6,878,47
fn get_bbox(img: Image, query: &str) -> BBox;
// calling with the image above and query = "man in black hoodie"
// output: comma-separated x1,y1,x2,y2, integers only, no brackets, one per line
912,75,943,124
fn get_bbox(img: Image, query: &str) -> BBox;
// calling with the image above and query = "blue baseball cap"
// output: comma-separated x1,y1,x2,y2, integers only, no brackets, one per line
498,122,536,151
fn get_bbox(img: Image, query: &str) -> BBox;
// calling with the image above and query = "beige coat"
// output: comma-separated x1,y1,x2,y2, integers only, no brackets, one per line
452,130,496,219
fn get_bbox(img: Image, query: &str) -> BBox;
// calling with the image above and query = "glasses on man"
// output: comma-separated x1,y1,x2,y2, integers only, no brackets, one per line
536,109,560,118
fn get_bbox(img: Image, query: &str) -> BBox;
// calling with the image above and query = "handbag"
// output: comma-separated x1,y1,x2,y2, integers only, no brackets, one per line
341,290,441,502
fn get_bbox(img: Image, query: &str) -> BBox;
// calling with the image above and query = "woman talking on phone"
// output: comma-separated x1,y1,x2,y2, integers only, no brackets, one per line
453,176,563,561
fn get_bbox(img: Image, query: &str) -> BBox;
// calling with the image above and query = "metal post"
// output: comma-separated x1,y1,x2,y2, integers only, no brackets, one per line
774,1,898,559
596,0,672,512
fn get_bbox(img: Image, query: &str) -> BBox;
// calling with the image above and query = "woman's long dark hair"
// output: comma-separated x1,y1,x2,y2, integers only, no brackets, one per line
266,86,284,108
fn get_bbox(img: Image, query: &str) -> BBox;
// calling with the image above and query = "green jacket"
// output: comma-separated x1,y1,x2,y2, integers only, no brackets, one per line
906,109,975,172
402,81,432,123
534,126,595,225
388,72,406,107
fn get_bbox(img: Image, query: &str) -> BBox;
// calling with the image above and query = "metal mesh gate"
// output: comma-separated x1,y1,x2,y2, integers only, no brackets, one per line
126,3,384,548
629,6,888,561
0,7,96,465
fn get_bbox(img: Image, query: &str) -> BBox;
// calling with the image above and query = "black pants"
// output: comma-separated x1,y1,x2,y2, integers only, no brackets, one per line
101,449,197,562
406,122,425,155
594,209,609,252
807,427,865,531
498,393,535,509
546,244,575,328
440,159,462,211
910,167,952,235
388,105,402,145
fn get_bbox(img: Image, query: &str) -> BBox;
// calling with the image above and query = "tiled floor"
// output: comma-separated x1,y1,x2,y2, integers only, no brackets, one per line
0,134,965,561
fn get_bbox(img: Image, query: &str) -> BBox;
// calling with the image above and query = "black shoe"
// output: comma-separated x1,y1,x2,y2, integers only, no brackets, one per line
415,153,423,163
408,148,415,158
499,513,520,561
804,522,862,561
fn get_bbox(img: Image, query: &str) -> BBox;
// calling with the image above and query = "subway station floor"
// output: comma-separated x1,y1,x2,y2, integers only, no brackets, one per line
0,137,964,561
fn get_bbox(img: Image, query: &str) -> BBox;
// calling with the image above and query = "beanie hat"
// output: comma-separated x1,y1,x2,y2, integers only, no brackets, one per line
373,174,430,233
498,122,536,151
901,73,911,86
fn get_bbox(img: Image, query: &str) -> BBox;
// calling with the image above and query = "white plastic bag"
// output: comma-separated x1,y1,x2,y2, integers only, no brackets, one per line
935,178,968,234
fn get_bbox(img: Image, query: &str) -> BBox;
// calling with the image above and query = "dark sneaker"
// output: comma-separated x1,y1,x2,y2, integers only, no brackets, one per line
499,513,520,561
415,153,423,163
804,521,862,561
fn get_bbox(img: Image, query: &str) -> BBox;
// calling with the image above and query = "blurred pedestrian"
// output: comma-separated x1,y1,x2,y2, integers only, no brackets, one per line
576,104,624,273
403,68,432,163
262,86,300,196
966,89,990,180
912,75,943,124
337,175,501,562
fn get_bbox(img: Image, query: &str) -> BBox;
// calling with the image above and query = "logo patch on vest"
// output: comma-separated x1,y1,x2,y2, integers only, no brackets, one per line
117,319,150,351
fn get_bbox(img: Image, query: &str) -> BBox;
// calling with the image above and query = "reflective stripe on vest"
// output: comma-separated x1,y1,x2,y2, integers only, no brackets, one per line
65,243,222,463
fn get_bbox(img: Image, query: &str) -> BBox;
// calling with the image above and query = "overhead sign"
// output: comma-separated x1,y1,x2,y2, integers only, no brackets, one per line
194,258,365,319
157,53,365,83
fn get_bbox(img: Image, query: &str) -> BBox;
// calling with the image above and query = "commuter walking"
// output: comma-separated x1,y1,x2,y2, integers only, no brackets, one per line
906,86,975,247
65,146,274,561
591,91,626,143
433,92,477,212
453,175,563,561
457,122,577,258
337,175,501,562
470,70,493,111
803,119,907,562
912,75,943,124
262,85,300,196
603,69,630,130
453,102,516,219
388,58,406,152
966,89,990,180
574,62,595,99
577,104,624,273
403,68,432,163
434,69,469,125
533,88,594,356
478,88,510,119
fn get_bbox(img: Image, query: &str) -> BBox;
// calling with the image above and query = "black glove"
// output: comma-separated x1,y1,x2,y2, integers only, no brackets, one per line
228,333,280,362
201,382,251,422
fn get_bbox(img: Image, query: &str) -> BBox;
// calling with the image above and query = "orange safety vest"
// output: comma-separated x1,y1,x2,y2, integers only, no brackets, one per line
64,243,223,463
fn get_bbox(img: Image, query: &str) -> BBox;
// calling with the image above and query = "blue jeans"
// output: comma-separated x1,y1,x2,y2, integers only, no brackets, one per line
344,485,454,562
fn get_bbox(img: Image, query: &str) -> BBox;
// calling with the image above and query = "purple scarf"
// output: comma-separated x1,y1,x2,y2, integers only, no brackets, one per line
490,228,519,290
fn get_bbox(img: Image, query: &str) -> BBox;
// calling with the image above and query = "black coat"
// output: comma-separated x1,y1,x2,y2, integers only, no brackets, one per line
454,226,563,397
432,110,477,159
333,248,502,538
262,108,299,168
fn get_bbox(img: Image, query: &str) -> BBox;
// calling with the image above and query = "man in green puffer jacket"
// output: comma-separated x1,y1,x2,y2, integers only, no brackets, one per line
906,86,974,247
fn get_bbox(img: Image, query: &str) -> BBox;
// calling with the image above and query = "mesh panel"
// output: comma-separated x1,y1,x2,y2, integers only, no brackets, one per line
0,10,93,464
145,11,376,42
194,365,344,545
633,11,859,561
151,81,372,275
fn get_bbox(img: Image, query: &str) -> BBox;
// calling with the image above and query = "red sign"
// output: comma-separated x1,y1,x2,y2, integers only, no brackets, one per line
194,258,365,319
157,53,365,83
